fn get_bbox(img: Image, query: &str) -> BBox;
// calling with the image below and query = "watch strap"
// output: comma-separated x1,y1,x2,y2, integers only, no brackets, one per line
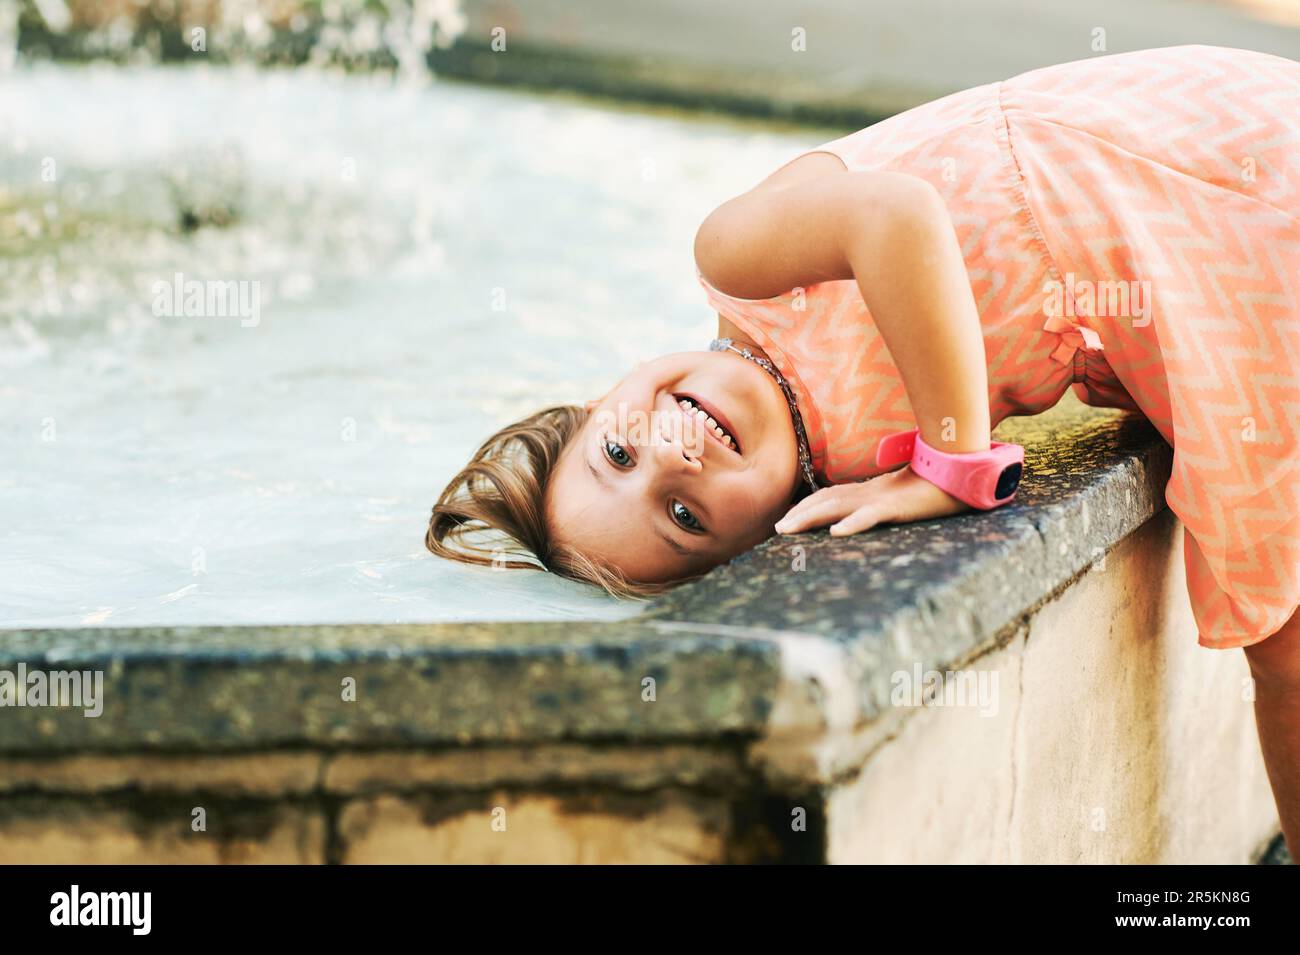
875,427,1024,510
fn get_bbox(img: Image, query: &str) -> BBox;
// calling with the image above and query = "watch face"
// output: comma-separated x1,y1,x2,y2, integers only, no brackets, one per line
995,462,1023,500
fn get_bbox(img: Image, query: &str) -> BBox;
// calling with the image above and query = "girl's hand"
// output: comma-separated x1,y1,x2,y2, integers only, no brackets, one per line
774,466,971,537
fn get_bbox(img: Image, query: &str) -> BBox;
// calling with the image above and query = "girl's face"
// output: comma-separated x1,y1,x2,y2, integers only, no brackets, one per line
545,350,802,583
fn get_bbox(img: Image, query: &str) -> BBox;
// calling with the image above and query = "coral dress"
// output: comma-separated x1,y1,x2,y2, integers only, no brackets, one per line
696,45,1299,650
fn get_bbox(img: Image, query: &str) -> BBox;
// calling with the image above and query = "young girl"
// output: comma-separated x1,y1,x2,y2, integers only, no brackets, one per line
429,45,1300,853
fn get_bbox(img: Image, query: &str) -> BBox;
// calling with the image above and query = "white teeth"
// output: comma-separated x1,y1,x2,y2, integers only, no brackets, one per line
677,396,736,450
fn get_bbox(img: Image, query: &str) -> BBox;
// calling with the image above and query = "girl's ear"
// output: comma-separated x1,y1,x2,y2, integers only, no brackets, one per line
584,398,600,414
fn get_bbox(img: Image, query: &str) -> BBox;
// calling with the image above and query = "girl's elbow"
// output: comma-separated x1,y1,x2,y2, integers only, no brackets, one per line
693,202,739,279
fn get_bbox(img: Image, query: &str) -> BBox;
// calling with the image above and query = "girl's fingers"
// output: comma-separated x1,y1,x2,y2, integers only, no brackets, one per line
774,495,859,534
775,467,970,537
778,486,845,523
829,505,885,537
777,482,870,528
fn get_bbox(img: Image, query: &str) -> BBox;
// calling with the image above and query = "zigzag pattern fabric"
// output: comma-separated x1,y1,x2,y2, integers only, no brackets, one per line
696,45,1299,649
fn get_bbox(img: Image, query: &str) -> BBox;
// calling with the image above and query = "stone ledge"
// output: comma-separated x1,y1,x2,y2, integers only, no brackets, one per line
335,790,734,865
321,745,747,795
0,753,322,796
0,794,324,864
0,745,750,796
0,397,1169,768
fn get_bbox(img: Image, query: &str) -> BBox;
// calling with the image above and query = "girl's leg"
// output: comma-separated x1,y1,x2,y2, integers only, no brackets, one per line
1243,607,1300,858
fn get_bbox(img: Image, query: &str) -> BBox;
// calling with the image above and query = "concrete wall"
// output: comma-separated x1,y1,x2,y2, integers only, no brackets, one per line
0,746,794,863
825,510,1278,864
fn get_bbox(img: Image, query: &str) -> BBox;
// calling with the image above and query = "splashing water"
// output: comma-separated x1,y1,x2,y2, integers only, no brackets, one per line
2,0,468,81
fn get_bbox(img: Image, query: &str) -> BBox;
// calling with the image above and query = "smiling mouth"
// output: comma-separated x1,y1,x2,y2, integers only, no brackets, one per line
674,393,741,454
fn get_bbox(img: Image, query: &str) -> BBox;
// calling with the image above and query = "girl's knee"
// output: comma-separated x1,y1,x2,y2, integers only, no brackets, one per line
1244,609,1300,687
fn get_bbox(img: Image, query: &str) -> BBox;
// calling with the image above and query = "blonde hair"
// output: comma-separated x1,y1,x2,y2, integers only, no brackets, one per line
426,405,673,599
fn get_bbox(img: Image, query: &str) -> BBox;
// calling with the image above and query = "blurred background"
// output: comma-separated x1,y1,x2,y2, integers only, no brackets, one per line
2,0,1298,629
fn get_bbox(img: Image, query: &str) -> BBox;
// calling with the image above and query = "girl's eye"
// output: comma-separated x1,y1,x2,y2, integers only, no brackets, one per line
671,500,703,532
604,439,633,468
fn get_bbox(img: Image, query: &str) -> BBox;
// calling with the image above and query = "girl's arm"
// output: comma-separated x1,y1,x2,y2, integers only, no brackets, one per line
694,169,992,534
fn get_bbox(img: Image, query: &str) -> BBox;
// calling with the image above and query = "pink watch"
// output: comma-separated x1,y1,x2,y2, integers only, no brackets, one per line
875,428,1024,510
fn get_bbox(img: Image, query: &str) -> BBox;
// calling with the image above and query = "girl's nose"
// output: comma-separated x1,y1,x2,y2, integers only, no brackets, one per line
653,414,704,474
